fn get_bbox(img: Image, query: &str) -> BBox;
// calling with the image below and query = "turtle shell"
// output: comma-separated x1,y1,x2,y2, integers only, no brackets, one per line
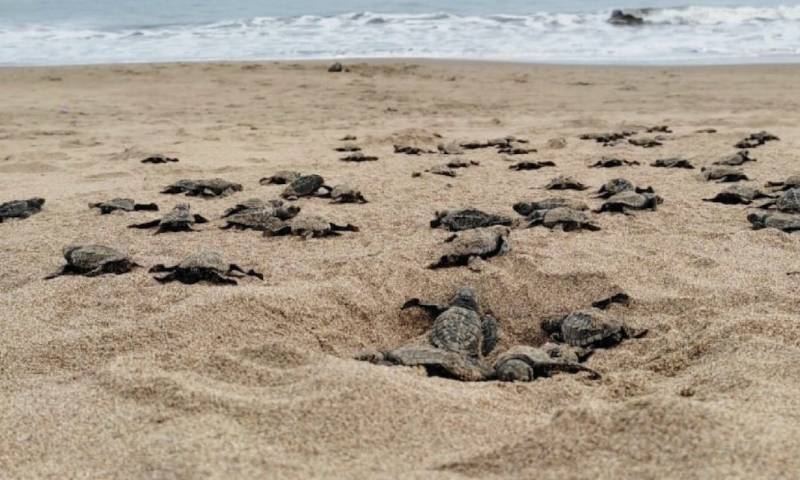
260,171,302,185
544,176,587,191
513,198,588,217
560,308,625,347
540,207,599,231
597,178,634,197
775,189,800,213
283,174,325,198
384,346,492,382
64,244,129,271
177,251,229,272
651,157,694,169
748,212,800,232
432,209,512,231
429,306,484,357
0,198,45,220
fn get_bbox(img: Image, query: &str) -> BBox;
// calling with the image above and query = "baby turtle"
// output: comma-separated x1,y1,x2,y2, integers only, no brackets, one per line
328,62,347,73
629,137,662,148
494,345,600,382
735,131,779,149
339,135,357,141
402,287,498,358
509,161,556,171
714,151,756,166
429,226,510,269
45,244,139,279
357,346,494,382
340,152,378,162
222,203,301,231
259,171,302,185
282,174,332,200
595,191,662,214
526,207,600,232
544,176,588,191
542,307,647,350
513,198,589,217
445,159,480,169
703,186,773,205
589,157,640,168
580,131,636,146
595,178,654,199
263,215,358,239
330,184,368,204
430,209,513,231
394,145,433,155
162,178,243,197
765,175,800,191
747,212,800,233
498,145,537,155
89,198,158,214
334,143,361,152
428,165,457,177
647,125,672,133
129,203,208,234
699,167,748,183
222,198,289,217
0,198,45,222
651,157,694,169
757,188,800,213
149,251,263,285
141,154,178,164
437,142,464,155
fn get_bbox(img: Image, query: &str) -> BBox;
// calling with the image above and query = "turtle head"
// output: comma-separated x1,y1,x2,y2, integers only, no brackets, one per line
430,210,448,228
496,359,534,382
541,314,566,336
747,212,767,229
29,198,46,207
513,202,534,217
277,205,301,220
450,287,479,311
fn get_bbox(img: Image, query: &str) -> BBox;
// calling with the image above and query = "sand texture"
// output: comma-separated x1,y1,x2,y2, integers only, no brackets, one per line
2,61,800,479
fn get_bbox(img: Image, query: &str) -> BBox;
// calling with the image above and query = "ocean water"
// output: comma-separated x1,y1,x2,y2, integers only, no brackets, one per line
1,1,799,65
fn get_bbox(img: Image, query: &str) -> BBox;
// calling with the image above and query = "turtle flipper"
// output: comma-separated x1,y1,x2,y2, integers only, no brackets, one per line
401,298,447,318
623,326,648,339
44,265,69,280
129,219,161,229
227,264,264,280
539,362,602,380
481,314,499,356
153,272,178,283
331,223,359,232
148,264,176,274
193,214,209,224
206,272,239,286
592,292,631,310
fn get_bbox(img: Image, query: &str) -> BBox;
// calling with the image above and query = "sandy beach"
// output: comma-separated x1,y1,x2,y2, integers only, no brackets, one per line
2,60,800,479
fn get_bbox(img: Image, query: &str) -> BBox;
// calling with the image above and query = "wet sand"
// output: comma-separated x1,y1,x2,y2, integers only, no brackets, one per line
2,60,800,479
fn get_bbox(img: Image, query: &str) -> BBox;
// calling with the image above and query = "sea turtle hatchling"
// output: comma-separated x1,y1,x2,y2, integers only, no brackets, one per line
629,137,662,148
161,178,243,197
526,207,600,231
149,251,263,285
45,244,140,279
263,215,359,239
595,178,654,199
513,198,589,217
281,174,332,200
765,175,800,191
427,164,457,177
259,171,302,185
402,287,499,358
595,191,663,214
222,198,293,218
544,176,589,191
699,167,748,183
714,151,756,166
651,157,694,169
141,154,178,164
356,345,494,382
89,198,159,214
703,186,774,205
334,143,361,152
494,345,600,382
735,131,779,149
756,188,800,213
330,184,368,204
509,161,556,171
221,203,301,231
340,152,378,162
0,198,45,222
748,212,800,232
429,226,510,269
542,307,647,350
430,209,513,231
589,157,640,168
129,203,208,234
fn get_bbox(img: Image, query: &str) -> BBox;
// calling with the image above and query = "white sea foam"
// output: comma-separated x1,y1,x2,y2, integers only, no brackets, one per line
1,5,800,65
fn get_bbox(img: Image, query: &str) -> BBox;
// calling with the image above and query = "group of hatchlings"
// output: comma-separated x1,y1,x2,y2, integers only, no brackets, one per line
1,128,793,381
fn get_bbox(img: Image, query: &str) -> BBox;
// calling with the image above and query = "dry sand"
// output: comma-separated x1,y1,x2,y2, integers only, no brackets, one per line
1,60,800,479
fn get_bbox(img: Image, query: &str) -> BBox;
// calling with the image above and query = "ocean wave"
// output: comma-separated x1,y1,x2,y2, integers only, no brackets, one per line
1,5,800,65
